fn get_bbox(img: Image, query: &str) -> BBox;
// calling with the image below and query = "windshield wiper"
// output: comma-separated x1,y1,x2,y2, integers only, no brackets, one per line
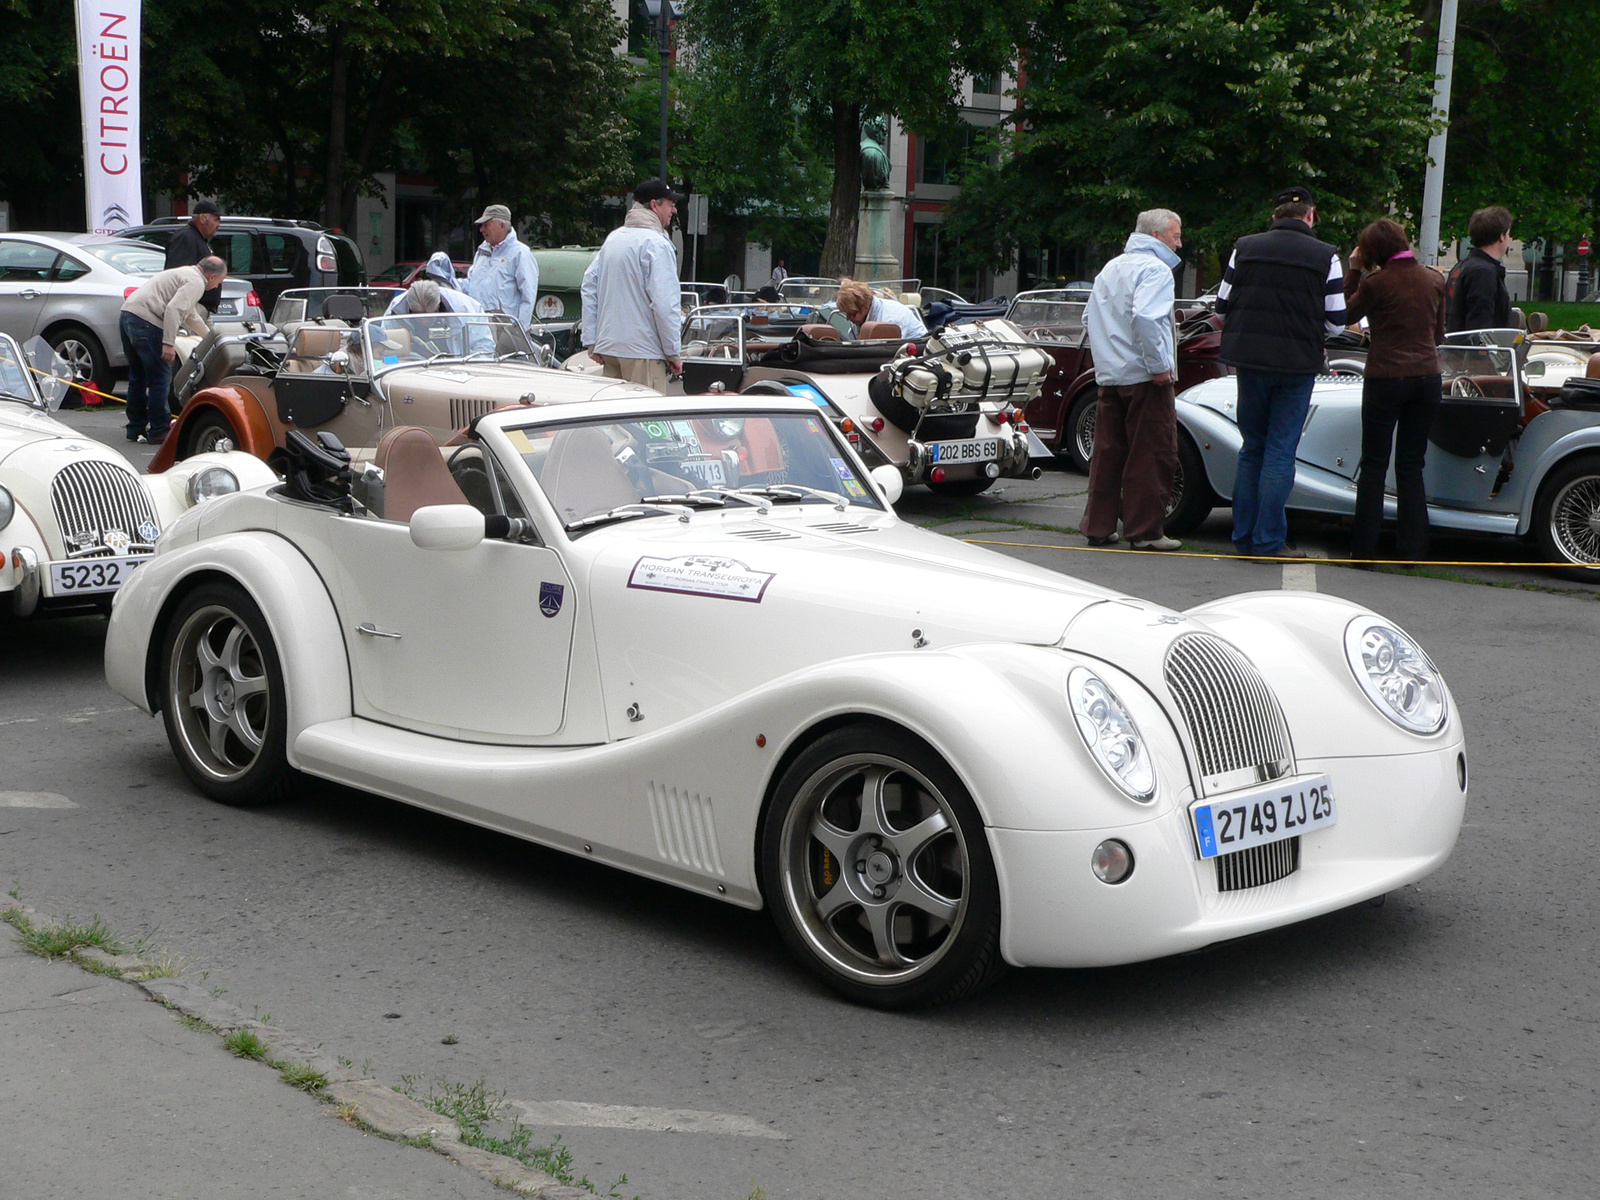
565,502,691,531
738,484,849,511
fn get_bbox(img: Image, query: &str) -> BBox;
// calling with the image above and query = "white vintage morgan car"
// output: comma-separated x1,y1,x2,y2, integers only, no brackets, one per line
105,393,1468,1007
1,332,277,620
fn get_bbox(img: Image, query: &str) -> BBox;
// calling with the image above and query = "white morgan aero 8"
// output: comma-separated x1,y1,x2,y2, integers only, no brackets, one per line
105,394,1468,1007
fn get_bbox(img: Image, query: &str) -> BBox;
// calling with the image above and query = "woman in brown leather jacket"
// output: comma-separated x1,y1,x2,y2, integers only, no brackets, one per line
1344,219,1448,562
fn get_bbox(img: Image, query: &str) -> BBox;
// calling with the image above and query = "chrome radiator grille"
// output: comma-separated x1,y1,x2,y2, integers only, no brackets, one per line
1164,634,1293,789
1215,836,1300,892
49,461,159,556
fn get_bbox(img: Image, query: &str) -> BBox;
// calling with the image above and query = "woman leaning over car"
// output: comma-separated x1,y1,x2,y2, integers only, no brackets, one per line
1344,219,1448,563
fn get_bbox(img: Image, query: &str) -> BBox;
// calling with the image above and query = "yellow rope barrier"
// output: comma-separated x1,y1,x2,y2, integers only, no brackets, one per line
958,536,1600,572
21,361,124,405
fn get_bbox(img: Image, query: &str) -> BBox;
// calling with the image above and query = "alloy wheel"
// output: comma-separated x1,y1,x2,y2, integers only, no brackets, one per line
167,604,273,782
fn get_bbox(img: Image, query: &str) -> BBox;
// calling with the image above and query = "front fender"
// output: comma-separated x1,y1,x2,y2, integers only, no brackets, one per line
1176,398,1242,497
105,531,351,766
148,385,276,474
138,451,281,527
1512,417,1600,535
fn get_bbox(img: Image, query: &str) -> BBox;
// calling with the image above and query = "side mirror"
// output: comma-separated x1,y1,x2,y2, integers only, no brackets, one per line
870,464,904,506
24,337,71,411
409,504,485,550
1525,360,1547,378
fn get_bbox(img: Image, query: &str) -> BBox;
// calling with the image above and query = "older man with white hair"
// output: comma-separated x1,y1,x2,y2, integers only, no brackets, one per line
119,254,227,443
1079,207,1185,551
466,204,539,327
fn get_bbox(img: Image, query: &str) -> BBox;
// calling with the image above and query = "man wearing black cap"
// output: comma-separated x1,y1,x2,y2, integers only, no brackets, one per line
1215,185,1348,559
579,180,685,391
164,200,222,313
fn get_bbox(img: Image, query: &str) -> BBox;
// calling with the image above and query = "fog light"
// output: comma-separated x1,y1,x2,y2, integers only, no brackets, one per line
930,466,947,483
1092,839,1134,884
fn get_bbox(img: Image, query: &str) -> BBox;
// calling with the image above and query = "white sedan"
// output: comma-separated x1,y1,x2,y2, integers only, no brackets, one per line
1,333,277,619
104,394,1468,1007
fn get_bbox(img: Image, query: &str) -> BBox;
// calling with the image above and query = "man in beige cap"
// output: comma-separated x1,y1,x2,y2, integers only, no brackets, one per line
465,203,539,327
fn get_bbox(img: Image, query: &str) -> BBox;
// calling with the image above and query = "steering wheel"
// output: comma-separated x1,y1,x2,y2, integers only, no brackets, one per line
1449,376,1483,397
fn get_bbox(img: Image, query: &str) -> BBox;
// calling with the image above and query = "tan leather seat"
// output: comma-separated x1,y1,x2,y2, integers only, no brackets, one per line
858,321,902,340
540,426,637,524
374,426,468,522
1527,312,1549,334
1588,352,1600,380
284,326,347,373
799,323,840,342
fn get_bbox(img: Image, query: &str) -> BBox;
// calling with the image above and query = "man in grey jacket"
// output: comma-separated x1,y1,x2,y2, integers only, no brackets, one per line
580,180,684,391
1080,209,1184,551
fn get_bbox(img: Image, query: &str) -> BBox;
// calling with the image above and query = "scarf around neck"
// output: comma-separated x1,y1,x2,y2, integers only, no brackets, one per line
624,202,667,235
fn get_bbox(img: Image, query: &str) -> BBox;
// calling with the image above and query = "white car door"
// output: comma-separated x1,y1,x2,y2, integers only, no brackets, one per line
321,516,577,740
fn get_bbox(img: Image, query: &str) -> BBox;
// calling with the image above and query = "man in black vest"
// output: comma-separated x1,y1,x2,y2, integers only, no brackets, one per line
164,200,222,314
1215,185,1347,558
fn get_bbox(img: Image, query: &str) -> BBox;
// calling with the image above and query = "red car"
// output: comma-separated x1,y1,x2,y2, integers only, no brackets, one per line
370,260,472,288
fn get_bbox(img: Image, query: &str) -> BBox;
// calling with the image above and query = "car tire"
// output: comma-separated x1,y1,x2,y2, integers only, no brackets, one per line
1163,429,1217,536
159,583,295,808
184,411,242,458
760,722,1006,1009
47,324,112,407
1061,389,1097,474
1532,452,1600,578
926,475,996,498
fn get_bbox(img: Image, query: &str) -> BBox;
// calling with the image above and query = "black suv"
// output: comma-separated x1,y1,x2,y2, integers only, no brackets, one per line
121,217,365,313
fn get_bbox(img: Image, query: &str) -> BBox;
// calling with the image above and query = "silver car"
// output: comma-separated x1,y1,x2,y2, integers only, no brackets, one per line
0,231,260,400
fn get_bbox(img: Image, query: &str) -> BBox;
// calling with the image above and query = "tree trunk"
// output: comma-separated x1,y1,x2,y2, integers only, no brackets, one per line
323,24,349,230
341,59,400,233
819,101,862,278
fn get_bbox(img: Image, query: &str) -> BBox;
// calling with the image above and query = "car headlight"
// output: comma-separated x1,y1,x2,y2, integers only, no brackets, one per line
187,466,240,505
1067,666,1155,800
1343,617,1447,734
0,483,13,533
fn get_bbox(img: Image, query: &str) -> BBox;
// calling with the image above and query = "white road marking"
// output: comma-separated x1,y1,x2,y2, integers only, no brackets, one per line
0,705,136,728
0,792,77,808
508,1099,788,1140
1282,549,1324,592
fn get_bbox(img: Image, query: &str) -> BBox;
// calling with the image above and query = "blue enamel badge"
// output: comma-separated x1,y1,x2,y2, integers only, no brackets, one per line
539,582,564,618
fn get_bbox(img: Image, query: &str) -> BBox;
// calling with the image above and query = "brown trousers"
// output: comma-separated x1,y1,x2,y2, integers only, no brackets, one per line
1081,381,1178,543
601,355,670,393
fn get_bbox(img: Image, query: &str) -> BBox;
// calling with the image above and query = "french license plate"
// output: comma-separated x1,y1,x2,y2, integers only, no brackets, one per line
217,302,238,315
1191,774,1336,859
48,557,146,596
929,438,999,464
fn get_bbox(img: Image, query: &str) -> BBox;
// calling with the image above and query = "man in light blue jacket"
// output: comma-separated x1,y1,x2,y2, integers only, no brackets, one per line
1081,208,1184,551
466,204,540,328
580,180,685,392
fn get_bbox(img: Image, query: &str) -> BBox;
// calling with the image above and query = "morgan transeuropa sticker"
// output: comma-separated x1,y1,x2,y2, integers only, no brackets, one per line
627,555,776,603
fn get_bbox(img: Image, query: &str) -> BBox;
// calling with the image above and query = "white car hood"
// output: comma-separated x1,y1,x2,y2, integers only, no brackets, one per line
381,362,661,409
0,401,77,460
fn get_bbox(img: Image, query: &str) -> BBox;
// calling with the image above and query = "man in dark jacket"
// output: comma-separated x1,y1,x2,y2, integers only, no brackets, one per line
1215,185,1347,558
1445,206,1513,333
164,200,222,313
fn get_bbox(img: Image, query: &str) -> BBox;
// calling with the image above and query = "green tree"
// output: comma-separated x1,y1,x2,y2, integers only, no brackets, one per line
946,0,1436,270
679,0,1030,276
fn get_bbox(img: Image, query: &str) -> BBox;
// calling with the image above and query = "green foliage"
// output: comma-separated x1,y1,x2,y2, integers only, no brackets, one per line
223,1028,269,1060
16,914,124,959
270,1060,329,1093
948,0,1436,265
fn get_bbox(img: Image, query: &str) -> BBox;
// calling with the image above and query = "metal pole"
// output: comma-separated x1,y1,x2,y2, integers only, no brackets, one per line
1418,0,1459,267
657,2,670,182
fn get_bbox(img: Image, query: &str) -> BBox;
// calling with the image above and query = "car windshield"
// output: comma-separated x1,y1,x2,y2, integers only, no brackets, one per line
364,312,536,371
1008,296,1087,340
504,410,882,531
270,287,400,327
1439,343,1518,398
83,240,165,275
778,278,840,306
0,335,37,402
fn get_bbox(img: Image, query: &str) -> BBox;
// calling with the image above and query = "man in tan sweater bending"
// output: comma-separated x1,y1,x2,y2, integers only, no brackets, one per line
119,255,226,443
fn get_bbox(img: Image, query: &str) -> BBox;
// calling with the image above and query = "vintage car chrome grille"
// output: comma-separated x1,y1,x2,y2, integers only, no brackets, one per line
449,397,503,430
1163,634,1293,791
1215,836,1300,892
49,460,159,557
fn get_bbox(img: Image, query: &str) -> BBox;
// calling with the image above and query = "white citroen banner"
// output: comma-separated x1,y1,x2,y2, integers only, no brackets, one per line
75,0,143,234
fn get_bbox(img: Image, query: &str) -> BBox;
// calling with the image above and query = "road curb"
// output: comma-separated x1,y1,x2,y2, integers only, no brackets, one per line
5,905,576,1198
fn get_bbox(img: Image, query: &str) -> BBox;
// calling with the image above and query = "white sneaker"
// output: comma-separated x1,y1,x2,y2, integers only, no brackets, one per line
1131,536,1182,551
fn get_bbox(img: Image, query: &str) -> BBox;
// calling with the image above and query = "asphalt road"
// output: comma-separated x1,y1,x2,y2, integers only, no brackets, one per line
4,411,1598,1198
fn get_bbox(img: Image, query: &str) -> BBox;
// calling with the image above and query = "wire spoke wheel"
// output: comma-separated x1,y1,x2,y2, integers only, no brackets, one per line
764,725,1004,1007
1547,473,1600,564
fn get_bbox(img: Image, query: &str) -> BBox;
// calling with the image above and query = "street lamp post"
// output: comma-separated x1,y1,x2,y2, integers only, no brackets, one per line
1417,0,1460,267
655,0,672,182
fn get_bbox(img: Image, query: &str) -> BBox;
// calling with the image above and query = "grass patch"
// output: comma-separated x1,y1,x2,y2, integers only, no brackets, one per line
18,915,124,959
269,1059,328,1093
223,1028,269,1059
175,1012,212,1034
75,955,123,977
1523,301,1600,332
398,1075,633,1197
